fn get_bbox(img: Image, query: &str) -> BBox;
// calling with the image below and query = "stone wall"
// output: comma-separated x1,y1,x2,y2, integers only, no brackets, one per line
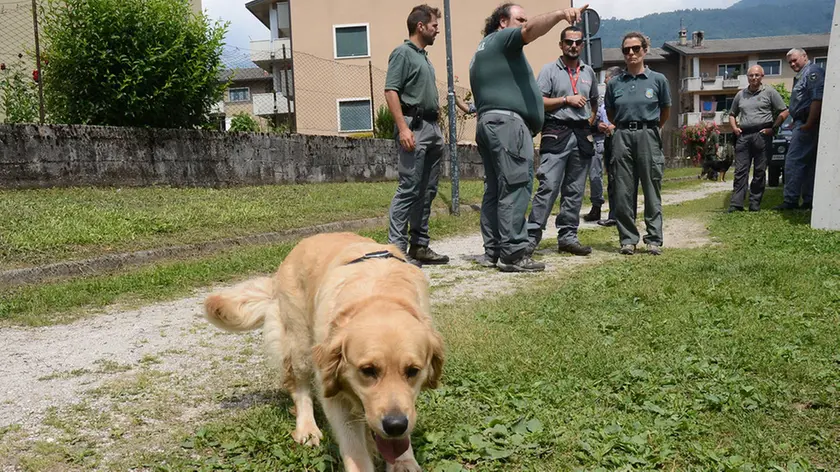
0,124,485,189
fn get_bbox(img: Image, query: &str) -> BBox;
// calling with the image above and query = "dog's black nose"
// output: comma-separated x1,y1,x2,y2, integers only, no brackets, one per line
381,414,409,437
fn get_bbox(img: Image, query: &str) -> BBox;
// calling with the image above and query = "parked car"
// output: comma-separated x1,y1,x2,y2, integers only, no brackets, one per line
769,115,793,187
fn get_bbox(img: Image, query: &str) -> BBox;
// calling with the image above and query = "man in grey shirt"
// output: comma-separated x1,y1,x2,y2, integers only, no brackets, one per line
728,64,787,212
526,25,599,256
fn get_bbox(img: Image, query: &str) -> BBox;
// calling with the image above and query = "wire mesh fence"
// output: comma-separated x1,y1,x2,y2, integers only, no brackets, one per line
0,0,44,124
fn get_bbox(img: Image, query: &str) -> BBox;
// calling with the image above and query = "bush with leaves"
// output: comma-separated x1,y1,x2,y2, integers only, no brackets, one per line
40,0,228,128
374,104,395,139
228,112,261,133
771,82,790,106
0,55,39,124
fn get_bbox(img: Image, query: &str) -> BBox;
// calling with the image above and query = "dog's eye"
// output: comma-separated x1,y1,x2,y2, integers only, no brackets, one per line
405,366,420,378
360,366,379,378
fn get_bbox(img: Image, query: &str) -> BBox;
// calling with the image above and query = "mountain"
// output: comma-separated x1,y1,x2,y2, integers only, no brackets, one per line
595,0,834,48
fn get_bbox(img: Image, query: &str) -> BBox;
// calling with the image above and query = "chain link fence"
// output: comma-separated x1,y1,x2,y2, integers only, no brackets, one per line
0,0,45,124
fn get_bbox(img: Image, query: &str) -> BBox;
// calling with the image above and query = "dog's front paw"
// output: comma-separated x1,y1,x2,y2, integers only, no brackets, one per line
292,423,323,447
386,458,422,472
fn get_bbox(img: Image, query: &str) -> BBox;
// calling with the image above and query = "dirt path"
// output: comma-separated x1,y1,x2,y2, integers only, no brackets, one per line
0,181,729,470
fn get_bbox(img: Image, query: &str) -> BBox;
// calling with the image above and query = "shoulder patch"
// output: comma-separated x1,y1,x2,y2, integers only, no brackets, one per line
809,72,818,80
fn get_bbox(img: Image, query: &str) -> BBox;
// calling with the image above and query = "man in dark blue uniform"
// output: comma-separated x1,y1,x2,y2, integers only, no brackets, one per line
774,48,824,210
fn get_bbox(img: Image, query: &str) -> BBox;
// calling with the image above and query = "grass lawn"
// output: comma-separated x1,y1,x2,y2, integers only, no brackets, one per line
0,168,701,270
101,189,839,471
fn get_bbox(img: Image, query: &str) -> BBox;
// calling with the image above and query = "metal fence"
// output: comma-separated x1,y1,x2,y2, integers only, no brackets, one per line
0,0,45,124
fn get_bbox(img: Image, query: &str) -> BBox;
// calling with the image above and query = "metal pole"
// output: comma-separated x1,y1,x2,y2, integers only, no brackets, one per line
583,11,592,67
368,61,376,137
283,44,292,130
443,0,459,215
31,0,45,124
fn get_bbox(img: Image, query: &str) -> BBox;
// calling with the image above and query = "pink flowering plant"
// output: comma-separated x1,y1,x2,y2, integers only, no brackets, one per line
680,122,720,164
0,54,39,124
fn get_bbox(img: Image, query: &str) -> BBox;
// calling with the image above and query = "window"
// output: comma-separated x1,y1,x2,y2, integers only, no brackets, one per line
814,56,827,69
717,63,745,78
229,87,250,102
334,24,370,59
337,99,372,132
757,59,781,76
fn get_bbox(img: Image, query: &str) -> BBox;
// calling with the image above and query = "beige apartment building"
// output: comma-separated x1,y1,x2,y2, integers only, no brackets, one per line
245,0,575,137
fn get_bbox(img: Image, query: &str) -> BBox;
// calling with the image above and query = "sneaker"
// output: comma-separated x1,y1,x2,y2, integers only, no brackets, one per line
619,244,635,255
773,202,799,211
557,241,592,256
475,254,498,268
409,246,450,265
583,206,602,222
646,244,662,256
497,256,545,273
597,218,617,227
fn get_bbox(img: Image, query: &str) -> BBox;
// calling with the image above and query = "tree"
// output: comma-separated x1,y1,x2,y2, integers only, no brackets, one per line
771,82,791,106
374,104,395,139
228,112,260,133
40,0,228,128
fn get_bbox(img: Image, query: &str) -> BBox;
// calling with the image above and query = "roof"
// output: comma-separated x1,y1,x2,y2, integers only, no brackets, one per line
602,47,671,65
663,33,830,56
219,67,272,82
245,0,273,28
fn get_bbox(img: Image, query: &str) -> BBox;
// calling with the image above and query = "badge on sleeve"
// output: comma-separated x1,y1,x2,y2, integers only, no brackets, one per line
809,72,818,80
645,88,655,99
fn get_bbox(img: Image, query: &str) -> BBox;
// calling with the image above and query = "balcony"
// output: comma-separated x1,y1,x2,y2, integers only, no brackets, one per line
681,111,729,127
253,92,295,116
682,75,748,92
250,39,292,67
210,100,225,114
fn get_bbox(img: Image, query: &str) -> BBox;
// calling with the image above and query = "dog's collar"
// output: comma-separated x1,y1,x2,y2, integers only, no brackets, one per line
345,250,406,265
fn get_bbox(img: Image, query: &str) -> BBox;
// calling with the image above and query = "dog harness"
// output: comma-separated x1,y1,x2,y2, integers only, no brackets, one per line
345,250,407,265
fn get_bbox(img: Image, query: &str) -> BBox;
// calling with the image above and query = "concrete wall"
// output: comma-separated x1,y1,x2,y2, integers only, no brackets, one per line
0,124,484,189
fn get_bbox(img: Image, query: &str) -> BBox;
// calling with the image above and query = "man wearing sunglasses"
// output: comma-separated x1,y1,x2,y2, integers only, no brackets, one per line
525,26,600,257
469,2,588,272
727,64,787,213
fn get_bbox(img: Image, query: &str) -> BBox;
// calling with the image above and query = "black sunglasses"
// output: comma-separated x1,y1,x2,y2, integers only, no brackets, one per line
622,45,643,55
563,39,584,46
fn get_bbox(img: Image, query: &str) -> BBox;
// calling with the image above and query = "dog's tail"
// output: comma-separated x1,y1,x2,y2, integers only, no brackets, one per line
204,277,277,332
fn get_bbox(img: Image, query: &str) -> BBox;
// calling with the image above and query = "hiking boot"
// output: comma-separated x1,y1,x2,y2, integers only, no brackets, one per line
727,206,744,213
557,241,592,256
475,254,498,268
748,206,760,212
619,244,635,255
404,255,423,267
646,244,662,256
773,202,799,211
497,256,545,273
583,206,601,222
800,202,812,210
409,245,450,265
597,218,617,227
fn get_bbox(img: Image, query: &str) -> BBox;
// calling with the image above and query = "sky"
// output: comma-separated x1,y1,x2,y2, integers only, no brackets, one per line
202,0,741,63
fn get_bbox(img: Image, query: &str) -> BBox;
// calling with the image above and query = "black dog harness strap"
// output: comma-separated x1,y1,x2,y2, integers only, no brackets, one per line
345,250,407,265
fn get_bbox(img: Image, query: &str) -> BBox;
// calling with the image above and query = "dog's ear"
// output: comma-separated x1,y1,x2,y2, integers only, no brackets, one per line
312,333,344,398
424,329,445,389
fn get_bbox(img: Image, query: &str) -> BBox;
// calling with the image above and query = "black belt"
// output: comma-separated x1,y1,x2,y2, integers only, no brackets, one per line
346,250,406,265
546,119,589,129
616,121,659,130
740,123,774,135
401,105,439,122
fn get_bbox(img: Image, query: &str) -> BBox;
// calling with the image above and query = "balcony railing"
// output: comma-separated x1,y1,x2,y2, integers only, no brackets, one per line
681,75,748,92
250,39,292,64
681,111,729,126
253,92,295,116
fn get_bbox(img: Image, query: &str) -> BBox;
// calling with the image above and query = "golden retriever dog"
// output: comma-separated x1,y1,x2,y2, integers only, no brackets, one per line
203,232,444,472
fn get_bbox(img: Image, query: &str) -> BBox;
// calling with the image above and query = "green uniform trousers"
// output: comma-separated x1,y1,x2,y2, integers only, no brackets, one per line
610,127,664,246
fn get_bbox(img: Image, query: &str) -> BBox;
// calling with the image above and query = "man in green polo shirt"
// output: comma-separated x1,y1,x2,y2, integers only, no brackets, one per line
385,4,449,266
728,65,787,212
605,32,671,255
469,2,588,273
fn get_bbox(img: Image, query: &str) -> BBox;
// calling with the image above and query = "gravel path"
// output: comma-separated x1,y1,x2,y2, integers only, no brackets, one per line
0,181,730,469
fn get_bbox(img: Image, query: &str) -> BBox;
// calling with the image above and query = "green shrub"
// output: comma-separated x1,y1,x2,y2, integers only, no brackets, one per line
374,104,395,139
228,112,260,133
40,0,228,128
